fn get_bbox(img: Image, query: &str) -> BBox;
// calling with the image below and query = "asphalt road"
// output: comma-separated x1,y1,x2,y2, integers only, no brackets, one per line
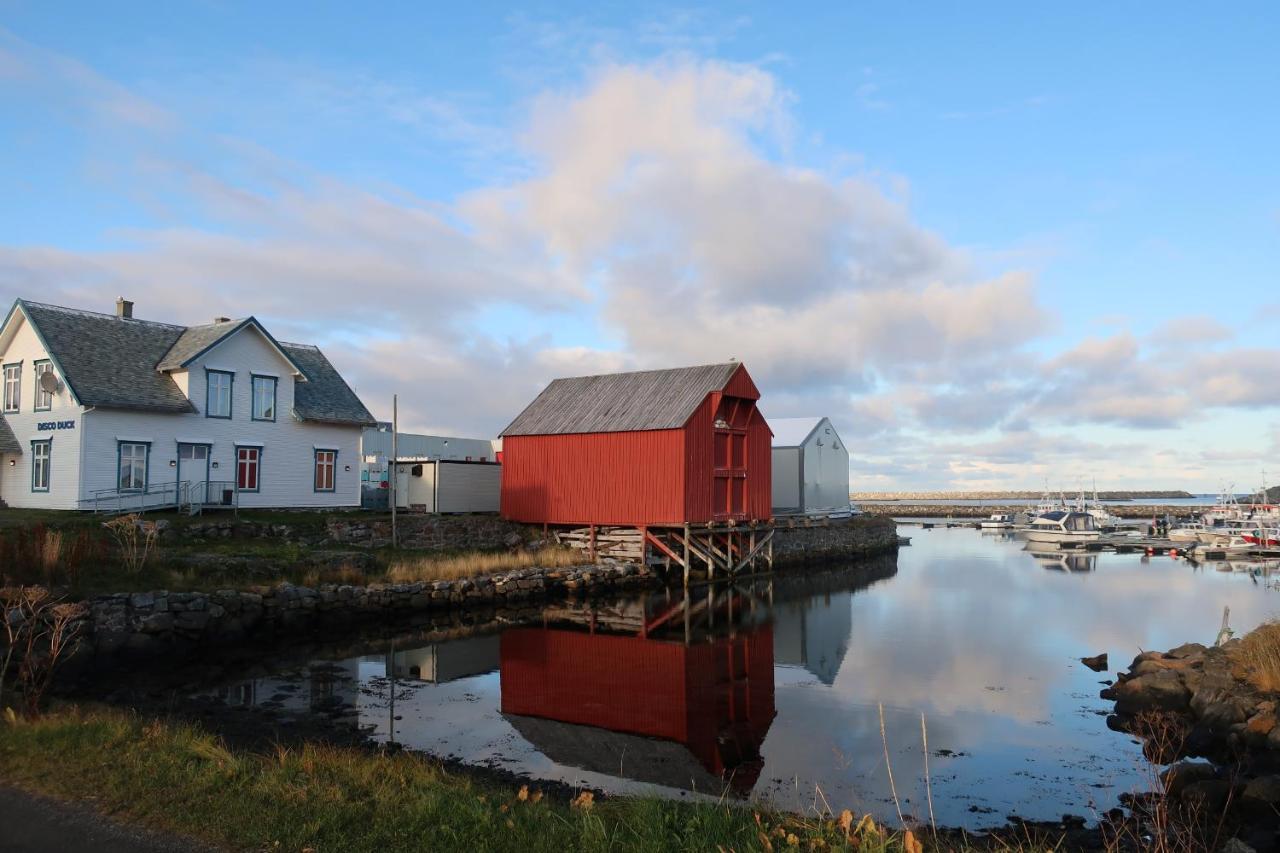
0,786,215,852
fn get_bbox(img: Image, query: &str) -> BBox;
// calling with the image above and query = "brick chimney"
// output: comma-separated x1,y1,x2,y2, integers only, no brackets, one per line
115,297,134,319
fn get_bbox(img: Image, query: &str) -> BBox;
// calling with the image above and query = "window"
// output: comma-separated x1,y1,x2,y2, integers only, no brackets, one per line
314,449,336,492
251,375,277,421
31,440,50,492
2,363,19,413
206,370,233,418
118,442,149,492
236,446,261,492
33,361,54,411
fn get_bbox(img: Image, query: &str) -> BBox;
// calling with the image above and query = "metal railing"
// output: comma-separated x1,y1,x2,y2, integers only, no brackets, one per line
186,481,241,516
89,481,189,515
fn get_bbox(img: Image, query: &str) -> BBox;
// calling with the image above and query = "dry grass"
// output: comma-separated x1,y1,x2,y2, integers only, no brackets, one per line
386,547,583,583
1229,620,1280,692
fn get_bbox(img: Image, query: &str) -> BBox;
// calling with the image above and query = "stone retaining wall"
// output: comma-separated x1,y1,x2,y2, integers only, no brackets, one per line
860,503,1200,520
324,514,535,550
771,515,899,565
86,562,654,664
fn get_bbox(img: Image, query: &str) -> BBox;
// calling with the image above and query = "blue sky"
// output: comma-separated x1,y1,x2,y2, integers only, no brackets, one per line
2,3,1278,491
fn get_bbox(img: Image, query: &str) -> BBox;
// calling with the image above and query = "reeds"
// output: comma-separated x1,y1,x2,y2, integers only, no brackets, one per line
1229,620,1280,692
386,547,583,583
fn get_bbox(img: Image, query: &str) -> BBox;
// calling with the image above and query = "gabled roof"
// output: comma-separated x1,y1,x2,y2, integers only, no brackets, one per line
0,415,20,455
501,362,745,437
2,299,376,426
11,301,196,413
769,417,828,448
156,317,306,375
279,342,377,427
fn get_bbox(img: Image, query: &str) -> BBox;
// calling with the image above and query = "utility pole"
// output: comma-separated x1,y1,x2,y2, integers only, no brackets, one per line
391,394,398,549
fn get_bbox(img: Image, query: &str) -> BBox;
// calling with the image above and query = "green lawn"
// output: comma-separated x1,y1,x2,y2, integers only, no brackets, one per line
0,706,1000,853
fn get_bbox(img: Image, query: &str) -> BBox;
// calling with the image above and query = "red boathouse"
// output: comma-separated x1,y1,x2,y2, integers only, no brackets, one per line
500,362,772,527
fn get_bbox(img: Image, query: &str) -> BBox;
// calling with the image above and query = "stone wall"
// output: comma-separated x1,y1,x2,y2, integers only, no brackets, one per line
859,503,1201,520
85,561,654,664
325,514,534,551
771,515,899,566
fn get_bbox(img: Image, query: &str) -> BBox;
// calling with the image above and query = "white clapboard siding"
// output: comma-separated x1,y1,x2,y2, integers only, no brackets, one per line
79,325,362,508
0,314,84,509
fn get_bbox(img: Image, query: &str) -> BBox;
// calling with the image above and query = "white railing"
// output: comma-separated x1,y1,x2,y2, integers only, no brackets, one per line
186,480,241,516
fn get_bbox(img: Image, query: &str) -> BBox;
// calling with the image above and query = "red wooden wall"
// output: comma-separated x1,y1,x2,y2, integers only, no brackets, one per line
500,363,772,527
499,627,775,786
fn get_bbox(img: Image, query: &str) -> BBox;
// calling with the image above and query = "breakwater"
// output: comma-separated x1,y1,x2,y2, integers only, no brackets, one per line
859,503,1199,520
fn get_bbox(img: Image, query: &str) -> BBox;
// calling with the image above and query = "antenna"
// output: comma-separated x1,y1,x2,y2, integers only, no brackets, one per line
38,371,60,395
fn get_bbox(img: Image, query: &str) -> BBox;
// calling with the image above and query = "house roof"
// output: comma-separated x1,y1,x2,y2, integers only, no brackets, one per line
4,300,376,426
279,342,377,426
0,415,20,454
156,317,306,375
501,362,744,437
769,417,826,448
14,301,196,414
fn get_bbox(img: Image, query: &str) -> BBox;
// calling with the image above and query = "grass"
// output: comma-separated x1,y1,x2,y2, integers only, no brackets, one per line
0,705,1009,853
1229,620,1280,693
385,546,584,584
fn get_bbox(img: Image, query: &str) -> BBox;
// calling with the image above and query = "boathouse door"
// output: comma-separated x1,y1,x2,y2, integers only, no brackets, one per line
712,396,751,521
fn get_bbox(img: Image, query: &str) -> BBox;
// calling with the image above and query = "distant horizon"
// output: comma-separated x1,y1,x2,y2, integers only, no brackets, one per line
2,4,1276,491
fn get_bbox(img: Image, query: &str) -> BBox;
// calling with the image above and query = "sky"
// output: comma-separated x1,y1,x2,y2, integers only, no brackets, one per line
1,2,1278,492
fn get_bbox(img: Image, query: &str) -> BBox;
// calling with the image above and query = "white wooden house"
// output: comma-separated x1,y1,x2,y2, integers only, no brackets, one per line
770,416,851,517
0,298,376,511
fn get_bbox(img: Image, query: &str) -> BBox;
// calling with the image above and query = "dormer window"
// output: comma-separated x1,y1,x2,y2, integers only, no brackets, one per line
251,375,277,421
206,369,233,418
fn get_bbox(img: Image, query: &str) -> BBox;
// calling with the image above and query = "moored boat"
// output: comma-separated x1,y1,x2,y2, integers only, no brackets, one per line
980,512,1016,529
1024,511,1100,543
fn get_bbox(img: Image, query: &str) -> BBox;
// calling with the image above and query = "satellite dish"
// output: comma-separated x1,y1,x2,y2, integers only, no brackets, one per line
39,371,61,394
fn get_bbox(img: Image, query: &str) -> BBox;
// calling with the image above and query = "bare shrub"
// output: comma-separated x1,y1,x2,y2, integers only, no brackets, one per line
39,530,62,584
103,514,159,574
0,586,87,715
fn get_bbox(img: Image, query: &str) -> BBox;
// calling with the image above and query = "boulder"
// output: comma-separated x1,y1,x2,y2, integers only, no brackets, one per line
1112,669,1192,715
1081,653,1109,672
1160,761,1218,798
1168,642,1208,660
1242,775,1280,805
1179,779,1237,813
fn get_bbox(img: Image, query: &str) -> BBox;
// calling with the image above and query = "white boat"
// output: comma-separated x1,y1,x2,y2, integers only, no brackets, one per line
1024,511,1100,543
1189,537,1254,561
980,512,1016,529
1168,523,1207,543
1073,484,1124,529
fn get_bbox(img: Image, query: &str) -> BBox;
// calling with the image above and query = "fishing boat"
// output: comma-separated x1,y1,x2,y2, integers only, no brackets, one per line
1243,527,1280,547
1073,483,1124,530
1168,523,1207,543
1024,511,1100,543
980,512,1016,529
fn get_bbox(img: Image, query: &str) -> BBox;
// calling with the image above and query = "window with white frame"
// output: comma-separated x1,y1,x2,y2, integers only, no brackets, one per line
206,370,233,418
251,375,276,421
34,360,54,411
31,440,50,492
118,442,149,492
2,363,19,413
236,446,261,491
314,449,336,492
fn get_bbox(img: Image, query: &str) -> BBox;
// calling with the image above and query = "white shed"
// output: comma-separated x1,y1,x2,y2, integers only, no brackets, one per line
770,416,850,517
393,459,501,513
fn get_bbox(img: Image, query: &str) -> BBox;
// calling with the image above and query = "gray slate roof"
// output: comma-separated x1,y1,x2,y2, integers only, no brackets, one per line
19,301,196,414
280,342,377,426
0,415,19,455
501,362,741,436
7,300,375,426
155,319,244,370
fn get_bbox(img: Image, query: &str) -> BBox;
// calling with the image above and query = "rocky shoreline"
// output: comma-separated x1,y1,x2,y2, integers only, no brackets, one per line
1103,641,1280,851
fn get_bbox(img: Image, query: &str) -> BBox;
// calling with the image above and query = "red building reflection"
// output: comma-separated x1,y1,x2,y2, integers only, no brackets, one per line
499,588,776,795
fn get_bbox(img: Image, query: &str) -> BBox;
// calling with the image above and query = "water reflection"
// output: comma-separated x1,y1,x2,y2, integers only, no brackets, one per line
182,532,1280,828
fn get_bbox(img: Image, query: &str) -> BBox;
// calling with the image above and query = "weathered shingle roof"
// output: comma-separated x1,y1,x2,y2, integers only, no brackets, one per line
502,362,742,436
156,319,245,370
0,415,20,455
4,300,375,426
18,301,196,413
280,342,377,427
157,317,308,374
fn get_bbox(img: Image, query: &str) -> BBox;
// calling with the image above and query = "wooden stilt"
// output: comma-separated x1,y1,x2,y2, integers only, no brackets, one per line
683,523,691,588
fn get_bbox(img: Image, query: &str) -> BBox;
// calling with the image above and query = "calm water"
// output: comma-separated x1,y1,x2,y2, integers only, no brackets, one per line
184,528,1280,828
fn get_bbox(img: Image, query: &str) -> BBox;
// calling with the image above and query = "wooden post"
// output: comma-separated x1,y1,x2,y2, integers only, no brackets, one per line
749,528,756,573
588,524,597,563
390,395,398,549
683,524,691,589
